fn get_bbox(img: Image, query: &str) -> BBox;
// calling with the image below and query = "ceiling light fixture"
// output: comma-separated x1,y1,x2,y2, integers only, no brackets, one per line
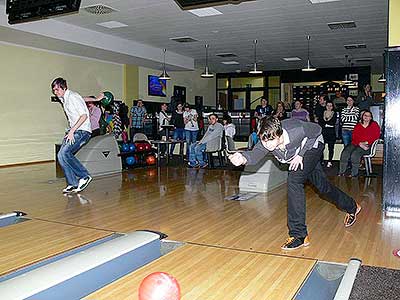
302,35,316,72
201,44,214,78
249,39,262,74
159,48,171,80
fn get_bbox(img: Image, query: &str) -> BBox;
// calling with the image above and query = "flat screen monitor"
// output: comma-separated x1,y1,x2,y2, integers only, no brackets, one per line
148,75,167,97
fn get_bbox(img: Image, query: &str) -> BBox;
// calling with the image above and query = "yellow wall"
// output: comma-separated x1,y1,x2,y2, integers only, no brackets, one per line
0,43,123,166
389,0,400,47
124,64,139,103
138,67,216,106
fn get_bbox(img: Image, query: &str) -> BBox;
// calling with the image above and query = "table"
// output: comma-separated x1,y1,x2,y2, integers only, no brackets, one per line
150,140,185,165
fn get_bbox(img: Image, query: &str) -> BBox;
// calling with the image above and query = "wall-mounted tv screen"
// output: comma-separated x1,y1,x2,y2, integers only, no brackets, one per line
148,75,167,97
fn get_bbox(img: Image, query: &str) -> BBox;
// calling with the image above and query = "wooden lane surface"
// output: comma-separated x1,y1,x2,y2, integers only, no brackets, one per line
85,244,316,300
0,219,112,276
1,164,399,269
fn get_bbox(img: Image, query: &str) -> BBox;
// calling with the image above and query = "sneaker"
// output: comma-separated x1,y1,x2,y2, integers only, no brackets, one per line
327,162,332,168
281,236,310,250
344,203,361,227
188,163,199,168
199,163,208,169
62,185,76,194
74,176,92,192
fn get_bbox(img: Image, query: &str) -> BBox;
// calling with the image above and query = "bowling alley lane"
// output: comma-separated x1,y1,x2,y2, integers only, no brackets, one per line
85,243,316,300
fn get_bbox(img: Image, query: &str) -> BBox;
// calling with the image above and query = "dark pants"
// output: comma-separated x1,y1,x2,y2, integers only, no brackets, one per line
91,128,100,138
287,143,356,238
130,127,144,141
326,142,335,163
339,144,369,176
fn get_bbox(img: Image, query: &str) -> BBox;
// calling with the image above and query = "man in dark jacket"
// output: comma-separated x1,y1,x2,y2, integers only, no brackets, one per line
229,117,360,250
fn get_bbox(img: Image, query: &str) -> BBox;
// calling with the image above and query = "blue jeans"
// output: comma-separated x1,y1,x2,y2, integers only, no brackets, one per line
185,130,198,155
342,130,352,146
170,128,185,154
57,130,91,187
189,143,207,167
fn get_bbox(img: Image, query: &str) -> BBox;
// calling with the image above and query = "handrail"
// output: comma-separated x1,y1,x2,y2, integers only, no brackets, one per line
250,95,264,105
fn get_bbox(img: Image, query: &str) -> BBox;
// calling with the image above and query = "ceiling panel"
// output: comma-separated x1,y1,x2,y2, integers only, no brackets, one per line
0,0,388,72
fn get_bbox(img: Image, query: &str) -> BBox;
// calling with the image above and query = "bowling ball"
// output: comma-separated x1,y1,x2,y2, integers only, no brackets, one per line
101,91,114,106
146,155,156,165
144,143,152,151
126,156,136,165
121,143,130,152
138,272,180,300
129,143,136,152
135,142,145,152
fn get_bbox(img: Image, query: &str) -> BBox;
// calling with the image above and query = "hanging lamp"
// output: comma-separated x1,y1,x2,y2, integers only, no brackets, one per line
159,48,171,80
302,35,316,72
343,55,353,84
201,44,214,78
249,39,263,74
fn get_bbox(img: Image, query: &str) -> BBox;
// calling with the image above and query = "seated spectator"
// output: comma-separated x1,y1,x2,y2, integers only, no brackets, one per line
338,110,380,177
291,100,310,122
188,114,224,168
223,114,236,151
273,101,287,121
222,114,236,138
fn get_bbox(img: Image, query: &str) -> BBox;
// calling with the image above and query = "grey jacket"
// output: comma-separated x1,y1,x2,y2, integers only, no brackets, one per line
200,122,224,151
242,119,322,165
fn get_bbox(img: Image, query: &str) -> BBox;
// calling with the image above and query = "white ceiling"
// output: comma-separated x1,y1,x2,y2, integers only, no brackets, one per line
0,0,388,73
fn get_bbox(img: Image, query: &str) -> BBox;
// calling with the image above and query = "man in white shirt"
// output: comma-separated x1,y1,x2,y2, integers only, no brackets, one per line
52,78,92,193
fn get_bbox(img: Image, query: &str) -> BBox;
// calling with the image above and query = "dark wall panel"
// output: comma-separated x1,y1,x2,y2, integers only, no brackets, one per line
383,47,400,212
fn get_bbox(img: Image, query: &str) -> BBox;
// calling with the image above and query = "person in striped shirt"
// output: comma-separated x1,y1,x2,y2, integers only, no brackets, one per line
340,97,360,146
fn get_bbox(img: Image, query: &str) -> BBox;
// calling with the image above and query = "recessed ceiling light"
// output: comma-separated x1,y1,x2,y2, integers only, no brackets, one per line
188,7,223,17
309,0,341,3
221,61,239,65
96,21,128,29
283,57,302,61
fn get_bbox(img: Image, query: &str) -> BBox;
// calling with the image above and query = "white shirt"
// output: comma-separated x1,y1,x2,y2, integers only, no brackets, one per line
158,110,170,132
224,123,236,138
60,89,91,133
183,109,199,131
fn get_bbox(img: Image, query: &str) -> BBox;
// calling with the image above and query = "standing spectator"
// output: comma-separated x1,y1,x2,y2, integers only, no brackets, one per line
52,77,92,194
183,104,199,155
339,110,380,177
314,95,327,126
254,98,273,119
291,100,310,122
129,99,147,141
170,102,185,156
320,101,337,168
86,101,102,137
341,97,360,146
333,91,346,106
273,101,287,121
158,103,170,156
356,84,373,112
